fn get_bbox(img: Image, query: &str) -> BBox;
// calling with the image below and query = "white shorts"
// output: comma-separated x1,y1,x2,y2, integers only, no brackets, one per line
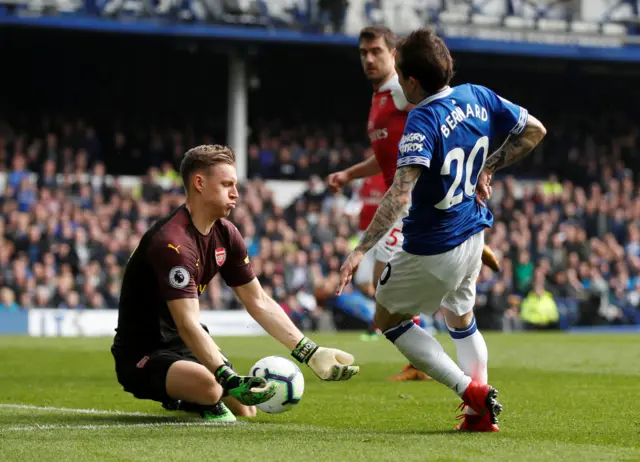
376,231,484,317
353,220,404,285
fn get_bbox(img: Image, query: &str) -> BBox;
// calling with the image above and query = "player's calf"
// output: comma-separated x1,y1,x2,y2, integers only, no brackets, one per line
443,309,489,417
166,360,226,405
166,360,276,409
376,303,470,389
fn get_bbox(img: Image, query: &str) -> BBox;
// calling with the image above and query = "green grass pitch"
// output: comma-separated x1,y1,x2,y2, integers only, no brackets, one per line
0,333,639,461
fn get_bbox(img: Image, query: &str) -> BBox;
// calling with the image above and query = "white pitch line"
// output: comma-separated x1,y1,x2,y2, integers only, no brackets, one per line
0,403,167,417
3,421,241,432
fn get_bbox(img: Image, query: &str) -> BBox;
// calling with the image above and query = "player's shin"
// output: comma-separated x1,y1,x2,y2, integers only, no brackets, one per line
446,315,488,415
383,319,471,394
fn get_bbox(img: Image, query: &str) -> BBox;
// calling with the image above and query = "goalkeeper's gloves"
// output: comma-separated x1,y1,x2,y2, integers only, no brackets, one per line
291,337,359,381
215,365,277,406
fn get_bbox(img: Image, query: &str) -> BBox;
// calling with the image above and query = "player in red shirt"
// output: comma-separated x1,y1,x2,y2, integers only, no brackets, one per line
327,25,500,382
112,145,359,422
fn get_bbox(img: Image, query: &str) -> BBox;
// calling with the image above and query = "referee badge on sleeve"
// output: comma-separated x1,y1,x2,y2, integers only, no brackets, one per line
169,266,190,289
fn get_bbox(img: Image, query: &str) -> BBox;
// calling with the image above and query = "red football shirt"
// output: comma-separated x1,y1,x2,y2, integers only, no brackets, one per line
367,74,410,188
358,174,387,231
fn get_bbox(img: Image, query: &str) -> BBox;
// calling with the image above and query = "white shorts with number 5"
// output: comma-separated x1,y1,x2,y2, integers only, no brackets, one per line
375,231,484,317
353,219,403,285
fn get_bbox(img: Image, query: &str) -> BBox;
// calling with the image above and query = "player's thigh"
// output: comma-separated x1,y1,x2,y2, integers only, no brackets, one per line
165,360,223,405
373,302,414,332
440,234,484,322
375,250,447,319
180,346,256,416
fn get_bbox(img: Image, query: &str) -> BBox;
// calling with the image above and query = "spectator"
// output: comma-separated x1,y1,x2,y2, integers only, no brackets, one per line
0,288,20,311
477,279,509,331
520,278,560,330
515,251,534,295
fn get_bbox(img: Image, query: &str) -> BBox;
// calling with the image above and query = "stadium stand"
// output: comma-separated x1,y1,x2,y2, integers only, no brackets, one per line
1,95,640,332
1,0,640,336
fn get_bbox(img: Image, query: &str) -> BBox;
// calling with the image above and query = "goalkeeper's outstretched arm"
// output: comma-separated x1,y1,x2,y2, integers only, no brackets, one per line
233,278,359,381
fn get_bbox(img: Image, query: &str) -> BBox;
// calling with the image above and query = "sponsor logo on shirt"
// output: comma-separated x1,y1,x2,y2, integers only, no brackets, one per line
399,132,426,154
368,128,388,142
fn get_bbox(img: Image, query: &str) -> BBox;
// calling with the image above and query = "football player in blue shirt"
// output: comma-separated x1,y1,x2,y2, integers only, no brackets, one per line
337,28,546,432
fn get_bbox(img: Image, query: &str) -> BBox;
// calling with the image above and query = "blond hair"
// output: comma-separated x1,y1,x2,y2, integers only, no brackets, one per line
180,145,236,193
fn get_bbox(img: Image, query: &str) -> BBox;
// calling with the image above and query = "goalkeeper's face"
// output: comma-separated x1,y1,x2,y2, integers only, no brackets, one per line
359,37,395,85
196,163,239,218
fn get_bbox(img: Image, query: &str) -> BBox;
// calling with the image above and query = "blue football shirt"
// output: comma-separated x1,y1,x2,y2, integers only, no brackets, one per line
397,84,528,255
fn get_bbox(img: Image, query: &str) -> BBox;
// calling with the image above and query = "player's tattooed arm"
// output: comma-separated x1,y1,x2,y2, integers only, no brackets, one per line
484,115,547,174
354,165,421,254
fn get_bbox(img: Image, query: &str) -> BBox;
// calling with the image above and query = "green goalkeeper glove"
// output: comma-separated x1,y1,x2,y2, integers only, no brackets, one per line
215,365,277,406
291,337,359,381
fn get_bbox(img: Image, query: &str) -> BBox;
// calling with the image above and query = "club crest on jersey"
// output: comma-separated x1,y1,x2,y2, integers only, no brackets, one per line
215,247,227,266
136,356,149,369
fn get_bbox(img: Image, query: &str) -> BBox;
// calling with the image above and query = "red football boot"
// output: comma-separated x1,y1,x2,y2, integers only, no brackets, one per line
454,408,500,432
460,380,502,424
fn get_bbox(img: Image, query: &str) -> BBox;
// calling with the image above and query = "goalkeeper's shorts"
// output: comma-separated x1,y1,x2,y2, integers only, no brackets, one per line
112,347,234,403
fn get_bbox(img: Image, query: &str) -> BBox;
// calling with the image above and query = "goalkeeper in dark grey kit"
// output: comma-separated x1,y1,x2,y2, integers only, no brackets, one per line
111,144,359,422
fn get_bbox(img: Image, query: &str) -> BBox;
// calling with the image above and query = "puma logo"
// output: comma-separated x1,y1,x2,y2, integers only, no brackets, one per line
168,244,180,254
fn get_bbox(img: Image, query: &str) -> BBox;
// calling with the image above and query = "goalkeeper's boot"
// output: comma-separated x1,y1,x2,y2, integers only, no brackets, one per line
216,365,277,406
481,245,500,273
460,380,502,425
162,400,237,423
386,364,431,381
201,402,237,423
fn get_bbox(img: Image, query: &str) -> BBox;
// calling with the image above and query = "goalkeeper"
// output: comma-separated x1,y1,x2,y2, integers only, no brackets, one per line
111,144,359,422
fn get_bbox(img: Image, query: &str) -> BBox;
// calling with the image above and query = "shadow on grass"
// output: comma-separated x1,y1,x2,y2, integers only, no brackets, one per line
248,420,459,437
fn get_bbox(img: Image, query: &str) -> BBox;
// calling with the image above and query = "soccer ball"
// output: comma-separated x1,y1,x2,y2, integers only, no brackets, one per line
249,356,305,414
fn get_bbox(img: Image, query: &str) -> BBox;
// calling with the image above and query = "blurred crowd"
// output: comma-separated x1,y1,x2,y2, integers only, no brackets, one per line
0,119,357,331
1,114,640,332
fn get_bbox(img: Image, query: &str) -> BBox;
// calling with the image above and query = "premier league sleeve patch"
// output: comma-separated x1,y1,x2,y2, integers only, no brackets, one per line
169,266,190,289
